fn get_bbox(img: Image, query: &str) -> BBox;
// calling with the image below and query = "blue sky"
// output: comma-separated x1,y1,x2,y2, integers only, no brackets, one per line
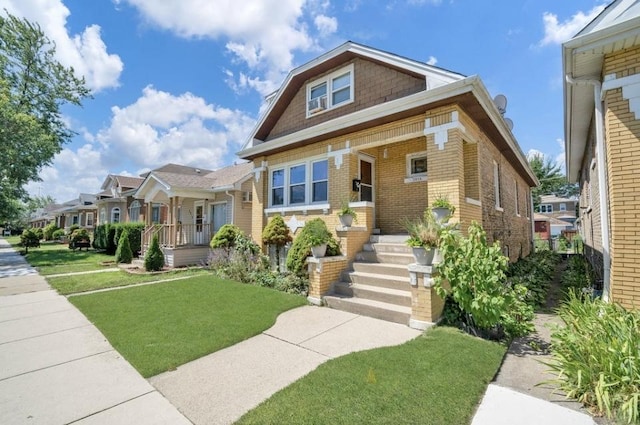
2,0,607,202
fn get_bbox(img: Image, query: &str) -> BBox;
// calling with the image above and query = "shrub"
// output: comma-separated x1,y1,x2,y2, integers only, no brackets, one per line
506,250,560,307
144,233,164,271
113,222,144,256
548,291,640,423
208,233,267,284
435,221,534,339
561,255,593,296
93,224,117,254
19,228,40,253
286,219,340,276
34,227,44,241
67,224,80,235
52,229,65,240
43,223,59,241
115,228,133,264
262,215,292,272
69,228,90,250
210,224,243,251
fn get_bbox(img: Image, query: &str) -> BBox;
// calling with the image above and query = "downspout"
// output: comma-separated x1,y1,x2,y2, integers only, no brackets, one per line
225,191,235,225
565,75,611,301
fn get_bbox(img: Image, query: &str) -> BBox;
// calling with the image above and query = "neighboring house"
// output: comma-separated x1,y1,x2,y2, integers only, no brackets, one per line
563,0,640,307
537,194,577,229
53,194,97,232
238,42,537,326
134,162,254,267
534,213,551,240
96,174,145,225
29,203,61,229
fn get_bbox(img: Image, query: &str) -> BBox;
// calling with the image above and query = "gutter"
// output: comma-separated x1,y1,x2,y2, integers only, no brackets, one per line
225,191,235,224
565,75,611,301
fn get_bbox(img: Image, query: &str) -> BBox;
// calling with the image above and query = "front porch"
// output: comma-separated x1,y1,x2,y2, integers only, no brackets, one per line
142,223,213,268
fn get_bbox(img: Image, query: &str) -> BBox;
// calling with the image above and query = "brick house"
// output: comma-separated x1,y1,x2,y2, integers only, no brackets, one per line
96,174,145,225
239,42,537,328
563,0,640,307
134,162,254,267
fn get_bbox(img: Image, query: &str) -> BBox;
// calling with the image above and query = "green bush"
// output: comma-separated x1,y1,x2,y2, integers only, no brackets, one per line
34,227,44,241
208,233,266,284
262,215,292,272
534,235,550,252
210,224,243,250
43,223,59,241
144,233,164,272
548,291,640,423
561,255,593,296
435,221,534,339
113,222,144,256
506,250,560,307
52,229,65,240
92,224,117,254
69,228,91,250
286,218,340,276
115,228,133,264
67,224,80,235
19,228,40,253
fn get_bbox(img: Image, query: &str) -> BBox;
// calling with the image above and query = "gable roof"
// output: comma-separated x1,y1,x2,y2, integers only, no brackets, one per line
563,0,640,181
147,163,214,176
239,42,537,186
100,174,145,191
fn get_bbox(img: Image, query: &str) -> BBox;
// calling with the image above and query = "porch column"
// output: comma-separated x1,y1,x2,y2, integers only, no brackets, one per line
172,196,179,247
251,157,267,247
146,202,152,225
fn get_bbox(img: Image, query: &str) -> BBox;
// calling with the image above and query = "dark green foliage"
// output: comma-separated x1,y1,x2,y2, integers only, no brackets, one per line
43,222,58,240
113,222,144,256
0,14,90,219
210,224,243,250
92,224,117,254
528,154,578,208
506,250,560,307
560,255,593,296
69,228,91,251
144,233,164,272
34,227,43,240
115,228,133,264
548,292,640,423
19,228,40,253
262,215,292,272
52,228,65,239
286,219,340,276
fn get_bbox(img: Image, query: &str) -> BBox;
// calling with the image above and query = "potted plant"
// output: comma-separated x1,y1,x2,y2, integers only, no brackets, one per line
306,220,332,258
403,216,439,265
432,196,455,223
337,200,358,227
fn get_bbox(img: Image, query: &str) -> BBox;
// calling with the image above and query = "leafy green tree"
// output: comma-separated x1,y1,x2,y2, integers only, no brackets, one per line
0,13,90,219
19,228,39,254
528,153,578,208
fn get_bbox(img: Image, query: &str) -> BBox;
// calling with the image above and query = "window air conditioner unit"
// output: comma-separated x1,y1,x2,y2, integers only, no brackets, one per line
308,96,327,113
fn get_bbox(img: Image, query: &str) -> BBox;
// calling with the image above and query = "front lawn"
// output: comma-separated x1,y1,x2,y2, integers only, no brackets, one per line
238,326,505,425
48,267,210,295
12,240,117,275
70,276,307,377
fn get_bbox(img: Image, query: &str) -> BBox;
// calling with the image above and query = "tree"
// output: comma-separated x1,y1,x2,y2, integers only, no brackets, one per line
115,228,133,264
0,13,90,219
528,153,578,208
262,215,292,272
144,233,165,272
19,228,39,254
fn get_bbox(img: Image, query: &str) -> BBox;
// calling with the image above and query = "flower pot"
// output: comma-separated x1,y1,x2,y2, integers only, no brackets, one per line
311,243,327,258
338,214,354,227
412,247,435,265
432,248,443,265
432,207,451,223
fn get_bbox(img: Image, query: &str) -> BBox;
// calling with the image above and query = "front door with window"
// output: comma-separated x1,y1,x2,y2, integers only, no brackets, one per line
359,157,374,202
194,202,204,245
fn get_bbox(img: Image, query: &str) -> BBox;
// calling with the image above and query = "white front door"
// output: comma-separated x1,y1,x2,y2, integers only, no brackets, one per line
194,201,204,244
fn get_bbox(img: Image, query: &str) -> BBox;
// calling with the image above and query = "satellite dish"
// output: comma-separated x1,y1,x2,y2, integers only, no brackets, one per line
504,118,514,131
493,94,507,115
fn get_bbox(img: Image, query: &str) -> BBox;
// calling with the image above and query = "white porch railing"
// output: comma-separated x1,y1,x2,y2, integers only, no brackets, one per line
142,224,213,249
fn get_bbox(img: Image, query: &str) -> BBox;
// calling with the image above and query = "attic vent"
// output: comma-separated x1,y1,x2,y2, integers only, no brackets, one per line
242,191,253,202
307,96,327,114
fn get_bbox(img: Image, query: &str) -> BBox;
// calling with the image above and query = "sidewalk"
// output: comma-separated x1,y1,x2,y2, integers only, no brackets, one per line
0,239,190,425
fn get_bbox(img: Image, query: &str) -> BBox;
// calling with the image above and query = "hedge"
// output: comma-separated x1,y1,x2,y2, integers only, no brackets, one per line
93,222,144,256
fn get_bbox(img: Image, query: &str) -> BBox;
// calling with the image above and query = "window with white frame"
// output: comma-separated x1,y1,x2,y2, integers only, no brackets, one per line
539,204,553,213
306,65,354,117
129,200,141,222
86,212,94,227
406,151,428,178
269,159,329,207
72,215,79,225
559,203,567,211
493,161,501,209
111,207,120,223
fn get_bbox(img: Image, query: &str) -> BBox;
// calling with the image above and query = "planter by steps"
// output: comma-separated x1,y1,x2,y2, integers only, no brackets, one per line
338,213,354,227
311,243,327,258
431,207,451,223
412,246,435,265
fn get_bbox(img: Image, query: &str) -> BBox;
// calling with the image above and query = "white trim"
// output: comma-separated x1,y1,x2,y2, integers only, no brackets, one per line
425,111,465,150
465,197,481,206
268,156,329,208
265,203,331,215
348,201,374,208
406,150,428,179
306,64,354,118
404,176,428,184
493,160,501,209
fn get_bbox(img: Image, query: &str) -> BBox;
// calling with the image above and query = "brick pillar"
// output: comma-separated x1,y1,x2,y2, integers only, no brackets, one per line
407,264,446,330
307,256,348,305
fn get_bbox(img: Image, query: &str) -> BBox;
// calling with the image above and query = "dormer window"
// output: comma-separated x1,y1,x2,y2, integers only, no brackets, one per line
306,64,354,117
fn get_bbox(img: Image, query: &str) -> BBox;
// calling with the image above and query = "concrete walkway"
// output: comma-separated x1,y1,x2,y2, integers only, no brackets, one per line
151,306,421,424
0,239,190,425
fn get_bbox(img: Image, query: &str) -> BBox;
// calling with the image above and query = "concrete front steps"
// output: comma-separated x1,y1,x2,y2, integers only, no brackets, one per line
324,234,414,325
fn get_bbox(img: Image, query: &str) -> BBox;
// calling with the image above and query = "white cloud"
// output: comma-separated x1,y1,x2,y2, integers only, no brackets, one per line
426,56,438,66
2,0,123,92
314,15,338,37
539,4,606,46
114,0,337,96
96,86,256,170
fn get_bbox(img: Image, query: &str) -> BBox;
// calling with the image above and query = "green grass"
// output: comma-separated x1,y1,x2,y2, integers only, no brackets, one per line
47,267,210,295
69,276,307,377
39,262,117,276
238,327,506,425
